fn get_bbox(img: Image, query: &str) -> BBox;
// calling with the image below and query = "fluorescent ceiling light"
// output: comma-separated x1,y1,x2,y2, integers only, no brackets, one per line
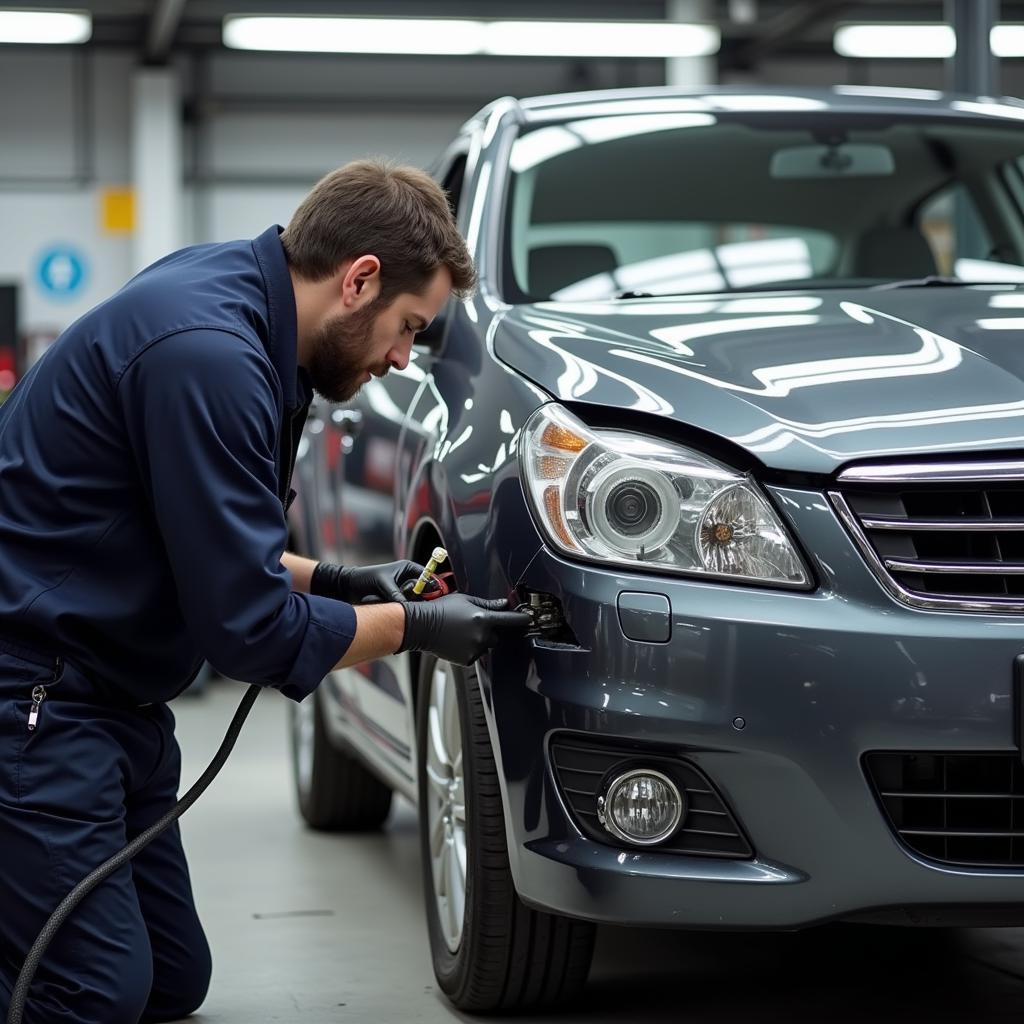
509,113,715,172
569,112,716,143
709,94,826,110
718,296,822,313
0,8,90,44
956,258,1024,281
991,25,1024,57
988,294,1024,308
951,99,1024,121
223,15,720,58
834,23,955,59
834,85,944,100
485,21,719,58
509,126,581,172
977,318,1024,330
532,98,714,119
834,23,1024,60
224,16,484,55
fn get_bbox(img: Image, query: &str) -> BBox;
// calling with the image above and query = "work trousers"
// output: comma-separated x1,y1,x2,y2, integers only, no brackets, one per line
0,640,211,1024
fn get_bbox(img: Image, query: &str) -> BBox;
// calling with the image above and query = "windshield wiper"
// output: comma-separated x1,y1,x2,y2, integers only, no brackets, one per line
607,277,1018,301
613,281,873,300
871,275,1011,290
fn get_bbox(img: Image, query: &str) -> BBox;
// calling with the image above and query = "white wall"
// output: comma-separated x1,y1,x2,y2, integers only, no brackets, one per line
0,51,480,340
0,51,135,337
0,191,134,339
0,47,593,340
194,111,465,242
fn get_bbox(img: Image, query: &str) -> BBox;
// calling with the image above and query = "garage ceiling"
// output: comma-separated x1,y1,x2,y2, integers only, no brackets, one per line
11,1,1024,69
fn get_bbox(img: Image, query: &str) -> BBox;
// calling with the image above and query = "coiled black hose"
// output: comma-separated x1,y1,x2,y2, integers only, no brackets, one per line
6,683,261,1024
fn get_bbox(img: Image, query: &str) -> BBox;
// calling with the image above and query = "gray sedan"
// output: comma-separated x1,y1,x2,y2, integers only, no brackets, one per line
289,86,1024,1012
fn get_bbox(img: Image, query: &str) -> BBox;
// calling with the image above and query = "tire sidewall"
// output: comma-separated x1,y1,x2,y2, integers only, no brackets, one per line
416,653,482,993
290,688,320,822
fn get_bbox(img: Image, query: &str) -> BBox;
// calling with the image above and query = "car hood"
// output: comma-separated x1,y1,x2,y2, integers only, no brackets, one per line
493,287,1024,475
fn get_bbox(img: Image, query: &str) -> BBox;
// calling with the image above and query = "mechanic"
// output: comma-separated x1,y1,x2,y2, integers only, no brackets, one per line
0,159,530,1024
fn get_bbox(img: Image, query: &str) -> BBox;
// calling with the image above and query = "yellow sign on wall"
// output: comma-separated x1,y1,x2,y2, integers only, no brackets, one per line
100,188,135,234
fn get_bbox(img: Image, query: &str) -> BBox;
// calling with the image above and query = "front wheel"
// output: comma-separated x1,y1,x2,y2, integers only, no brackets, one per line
416,654,595,1012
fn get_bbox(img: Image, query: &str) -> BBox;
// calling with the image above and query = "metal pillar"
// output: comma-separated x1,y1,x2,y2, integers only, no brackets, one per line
131,68,183,273
946,0,998,95
665,0,715,88
145,0,187,64
946,0,998,268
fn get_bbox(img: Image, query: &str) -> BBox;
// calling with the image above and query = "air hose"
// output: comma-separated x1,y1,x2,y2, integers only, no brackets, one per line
6,683,262,1024
7,567,455,1023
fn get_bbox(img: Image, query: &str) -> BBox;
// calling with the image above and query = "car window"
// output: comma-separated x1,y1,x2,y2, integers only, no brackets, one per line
918,184,997,277
504,114,1024,300
442,154,467,221
523,221,838,300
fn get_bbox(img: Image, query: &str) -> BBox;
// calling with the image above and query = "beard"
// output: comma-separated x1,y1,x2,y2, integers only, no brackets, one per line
306,298,388,403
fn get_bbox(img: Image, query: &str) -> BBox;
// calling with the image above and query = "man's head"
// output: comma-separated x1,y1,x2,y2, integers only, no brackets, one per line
282,159,476,402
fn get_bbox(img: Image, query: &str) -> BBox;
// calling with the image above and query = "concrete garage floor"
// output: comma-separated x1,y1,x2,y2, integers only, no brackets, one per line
169,680,1024,1024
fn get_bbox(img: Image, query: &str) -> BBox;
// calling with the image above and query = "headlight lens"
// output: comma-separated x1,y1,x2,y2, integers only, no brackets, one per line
521,404,809,586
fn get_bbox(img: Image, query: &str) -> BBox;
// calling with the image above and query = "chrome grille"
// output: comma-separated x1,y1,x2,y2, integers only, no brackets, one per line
865,752,1024,869
830,459,1024,612
549,737,753,858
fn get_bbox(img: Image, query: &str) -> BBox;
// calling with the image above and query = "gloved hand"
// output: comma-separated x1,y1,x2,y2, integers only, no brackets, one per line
310,559,426,604
399,593,532,666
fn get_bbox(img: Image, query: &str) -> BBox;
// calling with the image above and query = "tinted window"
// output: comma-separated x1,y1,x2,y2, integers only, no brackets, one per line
504,112,1024,300
442,155,467,219
919,184,994,274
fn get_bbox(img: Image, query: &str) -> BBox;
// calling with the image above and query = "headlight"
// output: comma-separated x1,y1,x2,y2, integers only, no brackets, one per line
520,404,809,587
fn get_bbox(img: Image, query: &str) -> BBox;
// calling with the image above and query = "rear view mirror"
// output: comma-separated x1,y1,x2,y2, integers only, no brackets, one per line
770,143,895,179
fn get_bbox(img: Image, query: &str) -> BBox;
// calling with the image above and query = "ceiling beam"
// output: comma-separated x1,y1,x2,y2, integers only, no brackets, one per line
145,0,187,64
733,0,856,66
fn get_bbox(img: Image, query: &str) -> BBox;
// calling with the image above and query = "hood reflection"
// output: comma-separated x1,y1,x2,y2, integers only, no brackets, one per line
496,287,1024,473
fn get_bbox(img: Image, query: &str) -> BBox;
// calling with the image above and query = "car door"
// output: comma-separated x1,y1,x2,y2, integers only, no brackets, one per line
290,397,336,563
328,144,472,781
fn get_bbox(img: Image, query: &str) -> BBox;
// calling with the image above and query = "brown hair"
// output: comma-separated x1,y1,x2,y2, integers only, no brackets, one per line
281,159,476,302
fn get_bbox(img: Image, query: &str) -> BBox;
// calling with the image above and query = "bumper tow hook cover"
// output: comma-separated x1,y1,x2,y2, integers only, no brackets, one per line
617,591,671,643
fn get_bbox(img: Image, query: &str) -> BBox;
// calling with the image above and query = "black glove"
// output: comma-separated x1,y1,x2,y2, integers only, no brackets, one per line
310,560,425,604
399,593,532,666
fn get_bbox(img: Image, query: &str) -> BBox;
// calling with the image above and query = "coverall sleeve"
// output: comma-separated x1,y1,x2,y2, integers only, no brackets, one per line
117,328,356,700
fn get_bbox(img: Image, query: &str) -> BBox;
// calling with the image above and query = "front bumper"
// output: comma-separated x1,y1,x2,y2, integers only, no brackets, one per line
481,485,1024,929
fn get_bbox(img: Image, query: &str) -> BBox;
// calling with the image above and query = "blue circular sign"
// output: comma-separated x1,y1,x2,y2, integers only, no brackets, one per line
36,245,87,300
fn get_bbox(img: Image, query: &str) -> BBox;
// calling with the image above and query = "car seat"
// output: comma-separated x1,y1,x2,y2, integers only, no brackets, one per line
528,243,618,296
851,225,938,279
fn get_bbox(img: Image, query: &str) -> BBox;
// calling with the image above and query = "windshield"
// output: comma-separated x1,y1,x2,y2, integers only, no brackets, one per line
503,111,1024,301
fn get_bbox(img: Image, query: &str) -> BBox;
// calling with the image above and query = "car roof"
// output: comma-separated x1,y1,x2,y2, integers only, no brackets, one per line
502,85,1024,125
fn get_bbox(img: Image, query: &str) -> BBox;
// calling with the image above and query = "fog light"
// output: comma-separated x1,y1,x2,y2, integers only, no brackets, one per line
597,768,684,845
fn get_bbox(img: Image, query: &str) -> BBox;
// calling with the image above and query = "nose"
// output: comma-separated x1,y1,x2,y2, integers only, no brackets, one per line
388,343,411,372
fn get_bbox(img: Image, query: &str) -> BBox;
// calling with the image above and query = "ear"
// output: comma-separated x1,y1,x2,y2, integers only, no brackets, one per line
340,255,381,308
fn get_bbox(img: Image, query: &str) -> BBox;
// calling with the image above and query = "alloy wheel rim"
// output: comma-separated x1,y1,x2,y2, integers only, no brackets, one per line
294,695,315,796
425,661,467,953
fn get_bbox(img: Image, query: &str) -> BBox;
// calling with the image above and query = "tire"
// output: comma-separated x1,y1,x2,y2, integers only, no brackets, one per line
416,653,595,1012
290,686,393,831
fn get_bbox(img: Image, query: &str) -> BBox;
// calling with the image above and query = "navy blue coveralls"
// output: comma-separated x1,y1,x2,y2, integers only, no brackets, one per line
0,226,357,1023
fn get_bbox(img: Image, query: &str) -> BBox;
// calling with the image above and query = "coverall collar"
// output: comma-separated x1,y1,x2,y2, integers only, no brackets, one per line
252,225,303,410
